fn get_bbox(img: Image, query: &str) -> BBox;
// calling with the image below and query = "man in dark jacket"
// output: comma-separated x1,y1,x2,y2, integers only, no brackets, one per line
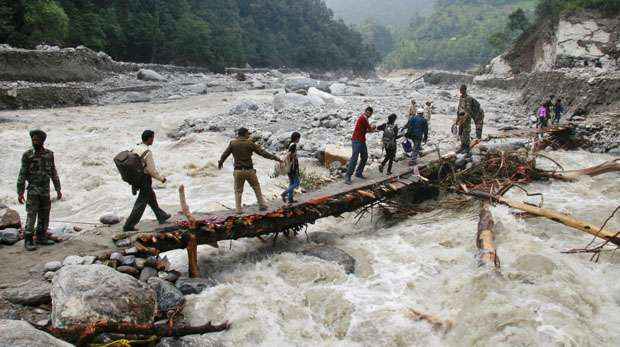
406,108,429,163
378,113,400,175
17,130,62,251
219,127,282,214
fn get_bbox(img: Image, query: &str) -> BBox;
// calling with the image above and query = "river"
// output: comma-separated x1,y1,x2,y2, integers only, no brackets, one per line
0,82,618,346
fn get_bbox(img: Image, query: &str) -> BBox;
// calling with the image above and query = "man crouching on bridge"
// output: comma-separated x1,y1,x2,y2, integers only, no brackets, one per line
219,127,282,215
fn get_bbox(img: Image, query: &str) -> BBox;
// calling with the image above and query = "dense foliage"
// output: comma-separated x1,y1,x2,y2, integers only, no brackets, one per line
357,19,395,58
383,0,538,70
535,0,620,18
0,0,378,72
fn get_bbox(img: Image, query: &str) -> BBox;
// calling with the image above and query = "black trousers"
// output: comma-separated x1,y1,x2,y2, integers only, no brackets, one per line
381,145,397,173
124,176,168,229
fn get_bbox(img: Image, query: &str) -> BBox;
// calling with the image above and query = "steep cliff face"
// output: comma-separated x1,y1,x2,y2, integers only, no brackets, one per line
487,10,619,75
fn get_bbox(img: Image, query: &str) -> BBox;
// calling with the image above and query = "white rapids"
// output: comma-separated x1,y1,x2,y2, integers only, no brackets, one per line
1,87,619,346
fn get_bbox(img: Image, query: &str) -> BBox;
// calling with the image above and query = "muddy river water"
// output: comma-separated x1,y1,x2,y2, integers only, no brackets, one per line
1,85,618,346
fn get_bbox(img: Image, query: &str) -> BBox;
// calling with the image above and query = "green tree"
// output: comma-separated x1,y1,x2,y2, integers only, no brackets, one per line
358,18,395,58
0,1,16,42
23,0,69,46
508,8,530,32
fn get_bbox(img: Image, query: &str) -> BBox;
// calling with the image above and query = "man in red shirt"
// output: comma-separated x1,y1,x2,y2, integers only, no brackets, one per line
346,107,376,184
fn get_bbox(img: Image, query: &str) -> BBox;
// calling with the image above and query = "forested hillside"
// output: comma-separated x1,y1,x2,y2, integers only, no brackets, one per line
384,0,538,70
0,0,378,72
323,0,433,26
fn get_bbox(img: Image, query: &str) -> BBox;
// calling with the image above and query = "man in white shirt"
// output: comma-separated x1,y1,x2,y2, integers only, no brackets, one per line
123,130,171,231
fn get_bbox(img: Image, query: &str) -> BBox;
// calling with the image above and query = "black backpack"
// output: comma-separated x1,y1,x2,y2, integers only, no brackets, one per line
114,150,149,187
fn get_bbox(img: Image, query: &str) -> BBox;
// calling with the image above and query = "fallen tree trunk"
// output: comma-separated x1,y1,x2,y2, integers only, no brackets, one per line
541,158,620,181
101,154,456,278
476,202,500,270
466,190,620,245
45,320,231,347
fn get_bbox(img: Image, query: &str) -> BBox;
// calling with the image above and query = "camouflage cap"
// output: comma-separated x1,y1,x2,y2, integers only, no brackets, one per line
29,129,47,141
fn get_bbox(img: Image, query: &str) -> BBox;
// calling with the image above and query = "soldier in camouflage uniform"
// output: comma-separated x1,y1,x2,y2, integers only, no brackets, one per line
17,130,62,251
455,84,484,153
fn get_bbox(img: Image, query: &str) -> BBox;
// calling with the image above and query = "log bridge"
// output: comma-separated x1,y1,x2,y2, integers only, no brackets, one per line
109,152,457,278
103,126,583,278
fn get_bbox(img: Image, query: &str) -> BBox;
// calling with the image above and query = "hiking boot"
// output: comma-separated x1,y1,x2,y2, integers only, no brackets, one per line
287,199,299,205
24,236,37,251
355,174,367,180
344,176,352,185
280,193,287,203
158,213,172,224
386,171,393,175
36,237,55,246
259,205,268,212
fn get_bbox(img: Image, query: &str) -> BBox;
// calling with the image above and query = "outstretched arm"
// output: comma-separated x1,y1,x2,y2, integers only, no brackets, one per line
218,144,233,169
253,143,281,162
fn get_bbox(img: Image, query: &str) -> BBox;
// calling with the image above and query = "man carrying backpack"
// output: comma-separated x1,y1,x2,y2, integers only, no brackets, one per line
123,130,171,232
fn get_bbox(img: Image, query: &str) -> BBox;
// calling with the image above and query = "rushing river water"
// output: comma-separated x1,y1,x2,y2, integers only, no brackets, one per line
0,87,618,346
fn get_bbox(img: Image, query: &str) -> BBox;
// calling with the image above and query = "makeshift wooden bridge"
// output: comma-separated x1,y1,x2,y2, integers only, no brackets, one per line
113,150,456,277
105,125,582,277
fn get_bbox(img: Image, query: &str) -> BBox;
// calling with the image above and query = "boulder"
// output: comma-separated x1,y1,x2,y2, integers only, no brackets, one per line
48,226,74,241
148,277,185,315
251,80,266,89
329,83,348,96
44,261,63,272
51,265,157,329
228,100,259,115
139,266,159,282
175,277,216,295
273,93,325,111
3,279,51,306
62,255,84,266
0,207,21,229
0,319,73,347
0,228,20,245
302,246,356,274
137,69,166,82
44,272,55,281
186,83,208,95
99,214,120,225
284,78,330,93
308,87,345,105
158,271,180,283
117,266,139,277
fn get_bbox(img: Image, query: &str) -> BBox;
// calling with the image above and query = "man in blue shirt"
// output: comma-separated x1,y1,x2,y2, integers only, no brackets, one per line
405,108,429,163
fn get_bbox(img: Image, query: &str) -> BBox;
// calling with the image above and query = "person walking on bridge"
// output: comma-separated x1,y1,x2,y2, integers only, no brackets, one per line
17,130,62,251
345,107,376,185
377,113,400,175
123,130,171,232
281,132,301,204
219,127,282,214
405,109,428,163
